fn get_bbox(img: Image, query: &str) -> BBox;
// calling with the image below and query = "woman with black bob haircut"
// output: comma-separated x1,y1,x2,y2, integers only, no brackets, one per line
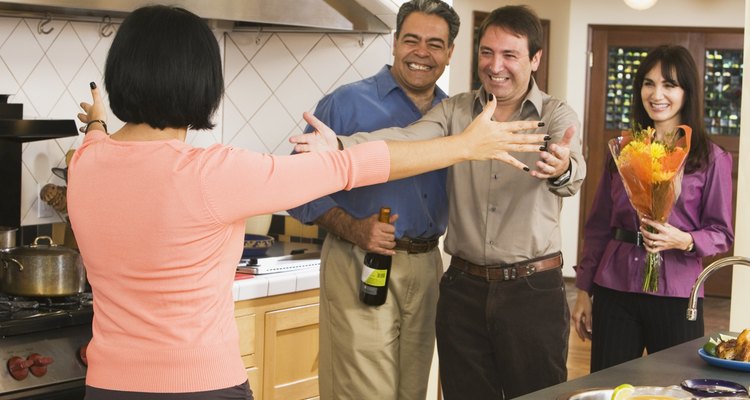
67,5,548,400
105,5,222,130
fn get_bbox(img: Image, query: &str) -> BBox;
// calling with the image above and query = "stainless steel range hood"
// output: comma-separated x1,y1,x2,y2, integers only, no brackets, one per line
0,0,398,33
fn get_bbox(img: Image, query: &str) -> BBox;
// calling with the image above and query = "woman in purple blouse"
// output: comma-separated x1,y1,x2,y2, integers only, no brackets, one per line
572,45,734,372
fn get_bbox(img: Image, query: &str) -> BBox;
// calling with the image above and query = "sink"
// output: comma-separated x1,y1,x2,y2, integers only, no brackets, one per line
558,386,693,400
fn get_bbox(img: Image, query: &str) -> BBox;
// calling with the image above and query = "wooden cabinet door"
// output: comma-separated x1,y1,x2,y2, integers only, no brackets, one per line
581,25,742,297
263,303,320,400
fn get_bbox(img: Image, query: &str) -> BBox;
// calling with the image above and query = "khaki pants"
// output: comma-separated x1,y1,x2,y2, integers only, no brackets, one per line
318,235,443,400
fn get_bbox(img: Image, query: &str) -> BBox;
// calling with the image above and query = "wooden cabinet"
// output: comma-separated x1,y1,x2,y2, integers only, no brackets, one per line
235,289,320,400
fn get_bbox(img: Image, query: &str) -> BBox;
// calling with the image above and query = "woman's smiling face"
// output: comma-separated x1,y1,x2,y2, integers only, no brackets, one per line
641,62,685,130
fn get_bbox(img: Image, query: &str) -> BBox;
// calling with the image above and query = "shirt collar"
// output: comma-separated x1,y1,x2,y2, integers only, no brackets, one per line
474,78,543,118
375,65,449,105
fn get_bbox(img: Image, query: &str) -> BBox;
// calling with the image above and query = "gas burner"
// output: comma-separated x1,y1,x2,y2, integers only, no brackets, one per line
0,298,40,313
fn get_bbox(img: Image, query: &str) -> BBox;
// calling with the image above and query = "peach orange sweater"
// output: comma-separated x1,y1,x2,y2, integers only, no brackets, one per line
67,131,389,393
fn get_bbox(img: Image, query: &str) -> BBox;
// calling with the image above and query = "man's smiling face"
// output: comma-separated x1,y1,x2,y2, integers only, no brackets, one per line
390,11,454,95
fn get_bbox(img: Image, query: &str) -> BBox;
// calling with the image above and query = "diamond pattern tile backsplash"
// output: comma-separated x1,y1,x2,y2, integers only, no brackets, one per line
0,15,392,226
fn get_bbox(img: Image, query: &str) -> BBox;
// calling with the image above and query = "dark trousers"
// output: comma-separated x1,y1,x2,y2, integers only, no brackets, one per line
590,285,704,372
435,266,569,400
85,381,253,400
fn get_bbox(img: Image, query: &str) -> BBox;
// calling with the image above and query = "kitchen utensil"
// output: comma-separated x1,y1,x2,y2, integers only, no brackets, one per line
681,378,749,397
0,236,85,296
0,226,17,249
52,166,68,182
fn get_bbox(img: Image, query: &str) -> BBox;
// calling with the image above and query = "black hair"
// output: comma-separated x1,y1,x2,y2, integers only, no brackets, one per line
396,0,460,45
105,5,223,130
631,45,710,173
477,5,543,59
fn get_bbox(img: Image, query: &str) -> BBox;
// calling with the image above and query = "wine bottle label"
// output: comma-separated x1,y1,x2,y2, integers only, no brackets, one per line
361,265,388,287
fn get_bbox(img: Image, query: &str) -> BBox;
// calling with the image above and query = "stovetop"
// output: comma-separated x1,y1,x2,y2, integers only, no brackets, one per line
0,293,93,338
0,293,93,396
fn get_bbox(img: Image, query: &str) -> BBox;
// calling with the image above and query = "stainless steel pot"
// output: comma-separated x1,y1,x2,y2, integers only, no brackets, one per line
0,226,16,249
0,236,85,296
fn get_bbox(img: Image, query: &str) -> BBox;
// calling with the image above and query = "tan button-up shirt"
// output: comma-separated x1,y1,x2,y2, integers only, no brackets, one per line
339,83,585,265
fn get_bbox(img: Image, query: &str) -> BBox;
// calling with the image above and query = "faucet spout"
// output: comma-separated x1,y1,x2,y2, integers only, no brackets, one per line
687,256,750,320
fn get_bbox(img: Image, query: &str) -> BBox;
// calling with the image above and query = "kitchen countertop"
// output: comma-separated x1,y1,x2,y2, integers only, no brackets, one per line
516,333,750,399
232,241,321,301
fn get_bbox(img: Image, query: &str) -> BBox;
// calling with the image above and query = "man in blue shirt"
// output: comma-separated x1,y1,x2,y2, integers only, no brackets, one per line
287,1,459,398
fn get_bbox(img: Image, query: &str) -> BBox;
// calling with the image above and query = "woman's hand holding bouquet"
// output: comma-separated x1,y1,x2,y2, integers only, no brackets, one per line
608,125,692,292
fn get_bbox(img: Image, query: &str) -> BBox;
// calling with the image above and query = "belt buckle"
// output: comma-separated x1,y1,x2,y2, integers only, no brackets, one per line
635,232,644,247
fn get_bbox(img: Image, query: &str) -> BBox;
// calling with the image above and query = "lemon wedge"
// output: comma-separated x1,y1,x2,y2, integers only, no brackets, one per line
612,383,635,400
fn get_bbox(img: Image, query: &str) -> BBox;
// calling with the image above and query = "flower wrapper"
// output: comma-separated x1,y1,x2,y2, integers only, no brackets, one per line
608,125,692,292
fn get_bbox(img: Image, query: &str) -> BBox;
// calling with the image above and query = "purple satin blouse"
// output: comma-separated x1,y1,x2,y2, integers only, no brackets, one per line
575,142,734,298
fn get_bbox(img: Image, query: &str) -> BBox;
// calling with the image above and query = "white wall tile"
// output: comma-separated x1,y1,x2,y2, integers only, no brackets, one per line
46,23,88,83
250,96,296,151
29,17,66,51
301,35,351,93
278,32,322,62
24,57,66,117
226,64,272,121
0,17,20,42
275,65,323,121
228,124,267,153
331,33,381,64
251,34,297,90
353,35,392,79
0,20,44,85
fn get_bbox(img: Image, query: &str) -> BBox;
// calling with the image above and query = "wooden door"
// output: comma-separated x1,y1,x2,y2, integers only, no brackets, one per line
581,25,742,297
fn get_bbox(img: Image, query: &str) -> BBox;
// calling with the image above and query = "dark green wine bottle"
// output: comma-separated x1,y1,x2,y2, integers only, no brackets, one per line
359,207,392,306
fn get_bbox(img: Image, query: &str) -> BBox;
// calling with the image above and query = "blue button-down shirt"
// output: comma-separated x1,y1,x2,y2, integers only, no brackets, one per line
287,66,448,239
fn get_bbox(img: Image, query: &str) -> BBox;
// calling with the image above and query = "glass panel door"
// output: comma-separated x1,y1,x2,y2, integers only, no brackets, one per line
704,49,742,136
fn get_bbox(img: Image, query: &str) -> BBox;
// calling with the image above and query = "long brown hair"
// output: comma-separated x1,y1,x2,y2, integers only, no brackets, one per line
630,45,710,173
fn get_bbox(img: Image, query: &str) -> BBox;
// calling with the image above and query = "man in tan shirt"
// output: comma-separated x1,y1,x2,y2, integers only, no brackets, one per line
292,5,584,399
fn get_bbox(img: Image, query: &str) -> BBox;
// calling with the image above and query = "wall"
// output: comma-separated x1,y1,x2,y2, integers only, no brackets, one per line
731,0,750,331
0,15,392,227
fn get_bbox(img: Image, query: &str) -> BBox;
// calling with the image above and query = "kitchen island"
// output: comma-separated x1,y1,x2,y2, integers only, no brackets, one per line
517,334,750,399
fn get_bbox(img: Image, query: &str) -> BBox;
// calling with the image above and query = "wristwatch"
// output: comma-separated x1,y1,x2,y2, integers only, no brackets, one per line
549,163,572,186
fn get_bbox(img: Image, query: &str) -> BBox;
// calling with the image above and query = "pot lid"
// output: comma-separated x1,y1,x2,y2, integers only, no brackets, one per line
2,236,78,256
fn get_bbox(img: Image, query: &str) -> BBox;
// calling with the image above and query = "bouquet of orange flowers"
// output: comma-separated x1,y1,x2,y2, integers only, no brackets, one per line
608,125,692,292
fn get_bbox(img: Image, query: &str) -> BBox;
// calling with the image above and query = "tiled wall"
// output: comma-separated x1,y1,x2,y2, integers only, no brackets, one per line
0,15,392,227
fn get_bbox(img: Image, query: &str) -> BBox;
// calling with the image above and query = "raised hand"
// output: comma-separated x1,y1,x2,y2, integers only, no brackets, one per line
77,82,107,132
460,95,548,171
289,112,340,153
530,125,576,179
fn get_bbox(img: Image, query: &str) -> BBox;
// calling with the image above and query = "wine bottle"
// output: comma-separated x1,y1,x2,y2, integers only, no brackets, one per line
359,207,392,306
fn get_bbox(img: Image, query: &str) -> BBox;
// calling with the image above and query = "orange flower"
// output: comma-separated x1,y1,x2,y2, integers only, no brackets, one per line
609,125,692,291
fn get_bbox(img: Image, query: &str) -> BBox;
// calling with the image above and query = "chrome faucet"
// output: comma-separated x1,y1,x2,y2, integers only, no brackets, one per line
687,256,750,320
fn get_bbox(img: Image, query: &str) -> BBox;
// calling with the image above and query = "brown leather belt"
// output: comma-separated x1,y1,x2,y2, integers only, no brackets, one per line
394,237,439,254
450,252,563,281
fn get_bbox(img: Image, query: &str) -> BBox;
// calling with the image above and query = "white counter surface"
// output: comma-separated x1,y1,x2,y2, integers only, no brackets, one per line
232,241,321,301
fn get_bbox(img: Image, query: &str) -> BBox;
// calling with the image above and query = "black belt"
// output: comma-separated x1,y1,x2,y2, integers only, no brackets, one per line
394,237,439,254
450,252,563,281
614,228,643,247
